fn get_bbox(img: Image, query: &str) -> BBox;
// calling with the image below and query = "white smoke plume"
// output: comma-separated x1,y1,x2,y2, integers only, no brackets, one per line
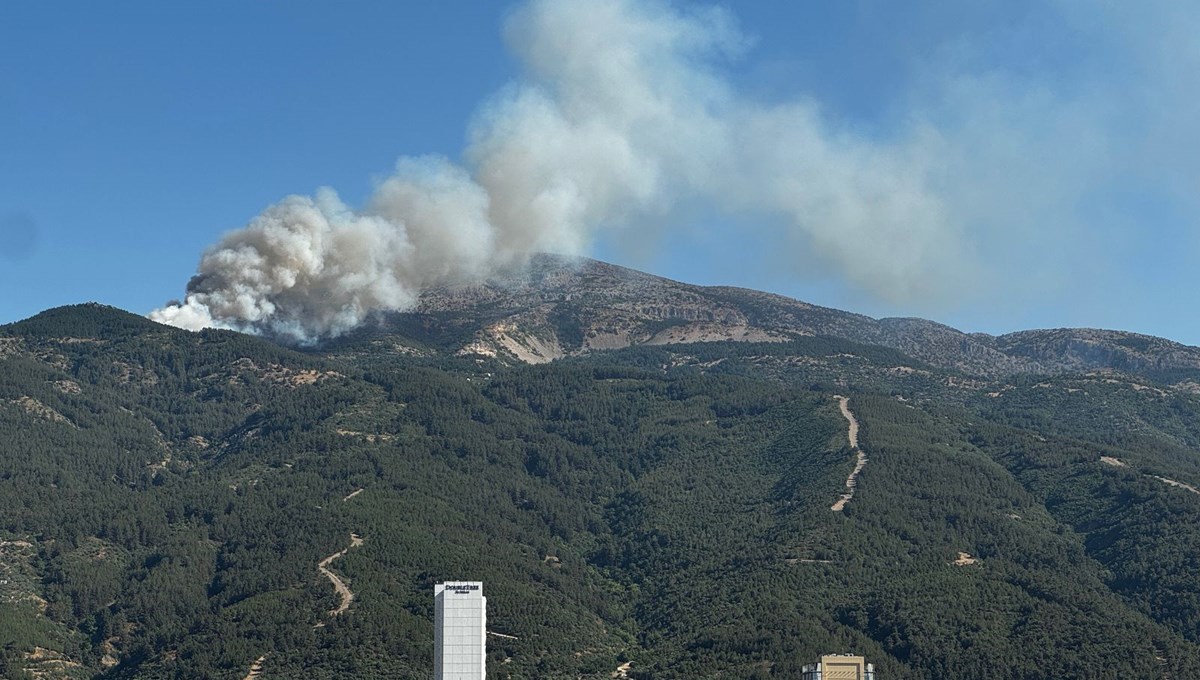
153,0,971,343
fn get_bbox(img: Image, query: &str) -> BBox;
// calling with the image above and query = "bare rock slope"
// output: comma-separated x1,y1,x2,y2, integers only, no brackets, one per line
337,254,1200,380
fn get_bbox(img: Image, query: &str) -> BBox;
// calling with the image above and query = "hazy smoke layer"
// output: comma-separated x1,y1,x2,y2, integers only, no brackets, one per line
153,0,968,342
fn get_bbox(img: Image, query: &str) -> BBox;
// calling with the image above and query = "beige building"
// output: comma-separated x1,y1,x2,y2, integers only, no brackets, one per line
801,654,876,680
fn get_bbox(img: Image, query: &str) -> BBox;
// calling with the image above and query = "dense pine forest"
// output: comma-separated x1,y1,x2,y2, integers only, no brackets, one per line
3,302,1200,678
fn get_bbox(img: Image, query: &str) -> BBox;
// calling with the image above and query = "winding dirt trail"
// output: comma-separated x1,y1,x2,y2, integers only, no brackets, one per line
243,532,367,668
1151,475,1200,496
242,654,266,680
1101,457,1200,496
831,395,867,512
1154,644,1173,679
487,631,520,641
318,533,364,618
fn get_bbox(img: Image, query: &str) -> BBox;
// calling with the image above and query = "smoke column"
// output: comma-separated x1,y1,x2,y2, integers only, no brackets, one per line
152,0,968,343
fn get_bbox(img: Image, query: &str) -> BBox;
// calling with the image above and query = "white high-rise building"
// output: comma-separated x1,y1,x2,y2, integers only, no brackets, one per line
434,582,486,680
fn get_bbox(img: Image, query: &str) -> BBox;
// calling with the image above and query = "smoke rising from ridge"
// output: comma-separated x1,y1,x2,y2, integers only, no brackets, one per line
153,0,972,342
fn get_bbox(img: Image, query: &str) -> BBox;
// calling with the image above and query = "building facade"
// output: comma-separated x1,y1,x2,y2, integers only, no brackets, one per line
801,654,876,680
434,582,486,680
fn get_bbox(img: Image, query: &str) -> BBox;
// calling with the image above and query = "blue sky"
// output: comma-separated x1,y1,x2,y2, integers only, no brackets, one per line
2,1,1197,344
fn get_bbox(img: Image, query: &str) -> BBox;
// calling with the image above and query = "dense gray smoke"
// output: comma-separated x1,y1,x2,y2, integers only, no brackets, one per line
152,0,968,343
153,160,497,341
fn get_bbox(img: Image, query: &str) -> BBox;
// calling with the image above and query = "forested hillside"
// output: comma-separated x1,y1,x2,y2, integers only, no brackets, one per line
3,302,1200,678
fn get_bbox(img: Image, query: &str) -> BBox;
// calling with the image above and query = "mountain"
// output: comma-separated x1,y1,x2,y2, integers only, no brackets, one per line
2,263,1200,679
335,254,1200,382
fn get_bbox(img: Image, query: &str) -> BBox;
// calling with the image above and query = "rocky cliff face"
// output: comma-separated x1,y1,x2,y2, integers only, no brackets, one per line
334,254,1200,381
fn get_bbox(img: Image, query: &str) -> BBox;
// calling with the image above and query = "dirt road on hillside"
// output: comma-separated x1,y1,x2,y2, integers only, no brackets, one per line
831,396,867,512
318,533,364,617
242,654,266,680
1101,456,1200,496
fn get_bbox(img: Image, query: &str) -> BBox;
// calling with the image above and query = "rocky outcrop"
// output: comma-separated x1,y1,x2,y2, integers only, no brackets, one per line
332,254,1200,381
